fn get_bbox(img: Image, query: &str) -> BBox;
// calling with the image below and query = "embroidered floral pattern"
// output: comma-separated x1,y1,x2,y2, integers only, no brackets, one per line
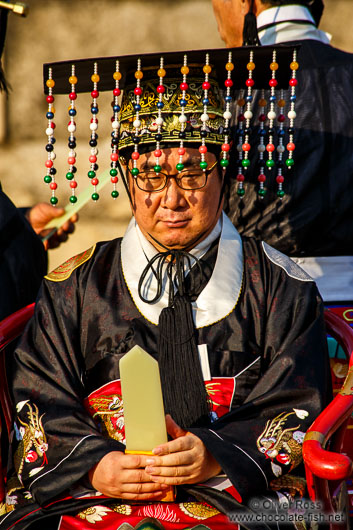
77,505,113,523
179,502,220,520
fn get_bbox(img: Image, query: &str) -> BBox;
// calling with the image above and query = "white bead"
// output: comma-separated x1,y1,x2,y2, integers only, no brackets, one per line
258,144,266,153
91,148,98,155
50,152,56,160
155,117,164,126
68,123,76,133
244,110,253,120
46,127,54,136
90,122,98,131
69,150,76,157
179,115,187,123
112,120,120,129
288,110,297,120
277,145,285,153
200,113,209,122
267,110,276,120
223,110,232,120
133,119,141,128
237,144,243,152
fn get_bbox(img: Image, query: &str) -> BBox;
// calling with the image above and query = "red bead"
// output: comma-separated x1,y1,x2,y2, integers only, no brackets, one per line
199,145,207,154
91,90,99,98
46,95,54,103
131,152,140,160
51,122,56,129
157,85,165,94
287,142,295,151
258,173,266,182
289,78,298,87
236,173,245,182
238,114,245,122
111,176,118,184
246,78,255,87
49,182,57,190
242,143,251,152
278,114,286,122
113,88,121,96
224,79,233,88
154,149,162,157
111,153,119,161
269,79,278,87
70,181,77,188
134,87,142,96
45,160,53,168
259,114,266,122
178,147,185,155
266,143,275,152
222,143,230,152
68,157,76,165
89,155,97,163
69,92,77,100
202,81,211,90
276,175,284,184
90,118,98,123
180,82,188,91
91,178,99,186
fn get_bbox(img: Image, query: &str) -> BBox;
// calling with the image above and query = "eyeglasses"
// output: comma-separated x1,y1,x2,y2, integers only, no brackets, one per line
128,160,219,192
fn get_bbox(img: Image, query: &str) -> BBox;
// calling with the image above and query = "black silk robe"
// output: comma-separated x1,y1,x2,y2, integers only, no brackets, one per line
0,235,331,529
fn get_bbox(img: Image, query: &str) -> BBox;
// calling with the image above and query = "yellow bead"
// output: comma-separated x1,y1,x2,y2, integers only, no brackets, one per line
290,61,299,70
91,74,100,83
51,106,56,114
135,70,143,80
46,79,55,88
113,71,122,81
180,66,189,75
69,75,77,85
237,98,245,107
278,99,286,108
203,64,212,74
247,61,255,71
225,62,234,71
157,68,166,78
259,98,267,107
270,62,279,71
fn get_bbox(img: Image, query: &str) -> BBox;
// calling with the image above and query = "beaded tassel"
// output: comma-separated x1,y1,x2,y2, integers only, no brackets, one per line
66,65,78,204
177,55,189,173
88,63,100,201
257,89,267,197
199,53,211,171
282,50,299,197
236,91,246,196
110,60,121,199
265,50,278,189
221,52,233,173
275,89,286,197
131,58,143,178
154,57,165,174
44,68,58,205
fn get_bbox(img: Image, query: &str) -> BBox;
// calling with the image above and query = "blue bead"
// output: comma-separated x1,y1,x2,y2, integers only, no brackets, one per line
50,137,56,144
225,95,232,102
258,129,266,137
113,105,121,112
245,95,253,102
269,95,277,102
134,104,141,111
69,108,76,116
237,128,244,136
46,112,54,119
180,99,187,107
91,106,99,114
202,98,209,105
157,101,164,109
277,128,285,137
290,95,297,102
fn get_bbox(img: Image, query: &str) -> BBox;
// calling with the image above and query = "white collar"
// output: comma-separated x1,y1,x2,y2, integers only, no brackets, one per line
257,5,331,45
121,212,243,328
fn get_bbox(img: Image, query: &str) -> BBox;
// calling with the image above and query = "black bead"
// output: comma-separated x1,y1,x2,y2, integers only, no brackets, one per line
94,164,99,171
111,137,119,145
45,143,53,152
268,128,275,135
155,133,163,142
50,167,57,175
68,141,76,149
133,135,141,144
223,127,231,135
244,127,252,135
288,127,294,135
68,136,76,142
89,139,97,147
72,166,77,173
50,137,56,144
178,131,186,139
277,160,284,169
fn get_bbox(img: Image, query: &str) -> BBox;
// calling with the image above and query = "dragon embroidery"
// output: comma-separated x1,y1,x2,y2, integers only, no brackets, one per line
88,394,125,443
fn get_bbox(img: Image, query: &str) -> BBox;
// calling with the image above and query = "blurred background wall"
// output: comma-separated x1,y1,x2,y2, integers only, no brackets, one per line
0,0,352,270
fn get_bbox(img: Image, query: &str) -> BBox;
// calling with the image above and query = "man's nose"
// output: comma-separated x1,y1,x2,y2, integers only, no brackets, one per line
161,177,187,208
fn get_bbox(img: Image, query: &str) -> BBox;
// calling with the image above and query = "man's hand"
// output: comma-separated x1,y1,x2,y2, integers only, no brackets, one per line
88,451,170,500
145,415,221,485
27,202,78,250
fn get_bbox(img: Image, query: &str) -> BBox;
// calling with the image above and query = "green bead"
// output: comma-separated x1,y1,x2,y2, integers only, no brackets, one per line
69,195,77,203
286,158,294,167
111,190,119,199
131,167,139,177
266,159,275,169
237,188,245,197
200,161,208,170
154,165,162,173
176,163,184,171
44,175,52,184
110,168,118,177
66,171,74,180
277,189,285,198
220,159,229,168
258,188,266,197
91,192,100,201
50,196,58,205
88,170,96,179
242,159,250,168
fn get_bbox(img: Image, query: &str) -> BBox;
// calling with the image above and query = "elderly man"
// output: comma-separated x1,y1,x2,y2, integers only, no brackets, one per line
212,0,353,305
0,50,330,530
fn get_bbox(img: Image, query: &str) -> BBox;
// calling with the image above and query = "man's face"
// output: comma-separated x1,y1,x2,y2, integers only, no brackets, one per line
212,0,248,47
127,147,223,251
